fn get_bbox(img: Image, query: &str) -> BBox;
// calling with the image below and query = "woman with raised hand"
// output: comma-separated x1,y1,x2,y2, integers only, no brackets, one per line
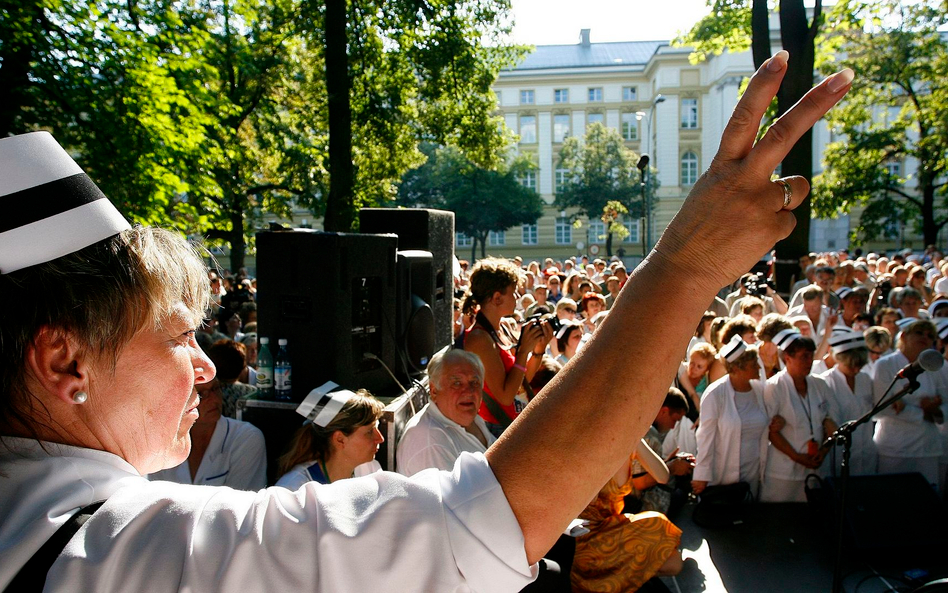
1,48,852,590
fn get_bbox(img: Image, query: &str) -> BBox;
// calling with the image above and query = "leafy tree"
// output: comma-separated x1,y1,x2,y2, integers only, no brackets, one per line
396,144,544,260
811,0,948,246
554,123,648,256
679,0,824,288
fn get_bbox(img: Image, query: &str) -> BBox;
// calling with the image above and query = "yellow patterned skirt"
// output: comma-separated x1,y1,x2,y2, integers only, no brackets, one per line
571,475,682,592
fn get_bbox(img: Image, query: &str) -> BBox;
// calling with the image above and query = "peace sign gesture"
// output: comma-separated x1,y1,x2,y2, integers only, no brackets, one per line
653,51,854,292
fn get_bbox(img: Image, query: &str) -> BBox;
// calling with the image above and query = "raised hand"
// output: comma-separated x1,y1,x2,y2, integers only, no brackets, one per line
652,51,854,292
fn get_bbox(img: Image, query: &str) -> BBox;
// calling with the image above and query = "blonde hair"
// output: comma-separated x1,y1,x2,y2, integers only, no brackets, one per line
277,390,384,476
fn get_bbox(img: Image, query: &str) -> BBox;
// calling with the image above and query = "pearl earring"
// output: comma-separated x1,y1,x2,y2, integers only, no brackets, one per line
73,391,88,404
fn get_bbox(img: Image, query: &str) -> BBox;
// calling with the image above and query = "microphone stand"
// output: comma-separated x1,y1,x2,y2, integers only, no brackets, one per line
824,373,921,593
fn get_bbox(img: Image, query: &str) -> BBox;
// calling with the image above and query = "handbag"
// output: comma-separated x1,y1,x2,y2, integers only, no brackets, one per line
692,481,753,528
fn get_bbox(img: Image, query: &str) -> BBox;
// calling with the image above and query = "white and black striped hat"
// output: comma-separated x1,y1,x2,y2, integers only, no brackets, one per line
935,318,948,341
835,286,854,300
297,380,356,427
928,299,948,317
0,132,130,274
829,328,866,354
720,334,748,363
895,317,918,330
773,328,803,351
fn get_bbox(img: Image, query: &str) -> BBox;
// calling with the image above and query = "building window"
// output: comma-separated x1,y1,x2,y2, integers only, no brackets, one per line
555,167,569,193
519,171,537,191
587,113,604,129
520,90,535,105
554,89,569,103
622,86,637,102
885,161,902,178
456,232,473,247
621,113,638,140
488,230,506,246
555,217,572,245
494,90,502,105
553,114,570,143
587,221,605,244
519,115,536,144
681,151,699,185
522,224,538,245
588,87,603,102
681,98,698,129
623,220,640,243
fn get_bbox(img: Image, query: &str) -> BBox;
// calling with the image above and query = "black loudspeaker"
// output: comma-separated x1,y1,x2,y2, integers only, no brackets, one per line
359,208,454,352
826,472,948,552
255,230,399,398
396,250,435,374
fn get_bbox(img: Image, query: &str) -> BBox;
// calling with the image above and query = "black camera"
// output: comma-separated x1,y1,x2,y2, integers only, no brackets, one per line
877,280,893,303
744,273,775,298
525,312,561,336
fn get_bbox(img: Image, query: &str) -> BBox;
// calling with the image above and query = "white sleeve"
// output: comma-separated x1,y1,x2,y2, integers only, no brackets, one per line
52,454,537,593
693,390,720,483
223,423,267,491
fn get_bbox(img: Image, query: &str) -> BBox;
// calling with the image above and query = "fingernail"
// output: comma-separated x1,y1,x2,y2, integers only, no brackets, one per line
767,50,789,72
827,68,854,93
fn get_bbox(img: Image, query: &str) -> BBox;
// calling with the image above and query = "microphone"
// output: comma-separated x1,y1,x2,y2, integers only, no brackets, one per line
897,349,944,381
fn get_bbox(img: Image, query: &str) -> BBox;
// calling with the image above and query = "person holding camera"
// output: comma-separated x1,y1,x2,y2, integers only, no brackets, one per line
728,273,788,317
459,258,554,437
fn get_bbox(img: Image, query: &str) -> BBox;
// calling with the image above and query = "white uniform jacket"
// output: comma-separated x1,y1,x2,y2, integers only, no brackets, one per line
694,376,769,487
818,367,878,476
148,416,267,490
0,438,535,592
763,370,836,482
397,403,496,477
870,350,943,459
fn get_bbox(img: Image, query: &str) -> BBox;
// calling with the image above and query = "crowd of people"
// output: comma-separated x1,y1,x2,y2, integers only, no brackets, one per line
2,51,863,592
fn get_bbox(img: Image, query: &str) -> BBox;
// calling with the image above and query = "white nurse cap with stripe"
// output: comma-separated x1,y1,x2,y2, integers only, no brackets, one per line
0,132,130,274
297,381,357,427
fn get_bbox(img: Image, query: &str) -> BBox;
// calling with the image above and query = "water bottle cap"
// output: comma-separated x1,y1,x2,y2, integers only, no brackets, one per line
259,337,269,344
278,338,288,345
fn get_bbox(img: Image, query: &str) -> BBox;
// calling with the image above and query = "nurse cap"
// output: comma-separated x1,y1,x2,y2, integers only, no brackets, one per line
835,286,854,300
928,299,948,317
895,317,918,330
773,328,803,351
720,334,748,363
829,328,866,354
0,132,130,274
297,381,356,427
935,318,948,341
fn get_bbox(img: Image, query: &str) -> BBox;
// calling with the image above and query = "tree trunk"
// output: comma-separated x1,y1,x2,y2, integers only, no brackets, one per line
228,207,246,272
0,1,43,136
605,231,613,257
770,0,818,293
322,0,355,232
922,181,937,246
480,235,486,259
471,241,477,263
751,0,771,69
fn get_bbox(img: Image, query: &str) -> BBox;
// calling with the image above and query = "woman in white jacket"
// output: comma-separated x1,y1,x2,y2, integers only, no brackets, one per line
693,335,770,498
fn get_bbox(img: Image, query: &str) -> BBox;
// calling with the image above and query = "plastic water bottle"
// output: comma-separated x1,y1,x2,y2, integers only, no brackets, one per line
256,337,274,398
274,338,292,401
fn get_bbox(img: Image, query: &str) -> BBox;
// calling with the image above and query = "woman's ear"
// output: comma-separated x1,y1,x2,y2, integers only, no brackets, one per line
26,326,87,405
331,429,348,450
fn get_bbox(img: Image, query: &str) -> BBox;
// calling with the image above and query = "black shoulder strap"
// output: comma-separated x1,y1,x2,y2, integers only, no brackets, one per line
5,501,106,592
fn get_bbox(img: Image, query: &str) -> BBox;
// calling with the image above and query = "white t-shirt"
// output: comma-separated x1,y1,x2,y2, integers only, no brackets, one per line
397,403,496,477
0,438,535,592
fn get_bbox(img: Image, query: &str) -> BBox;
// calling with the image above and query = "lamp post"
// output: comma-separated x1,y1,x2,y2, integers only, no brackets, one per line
635,94,665,254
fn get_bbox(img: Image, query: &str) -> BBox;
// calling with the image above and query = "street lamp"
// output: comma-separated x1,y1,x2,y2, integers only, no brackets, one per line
635,94,665,254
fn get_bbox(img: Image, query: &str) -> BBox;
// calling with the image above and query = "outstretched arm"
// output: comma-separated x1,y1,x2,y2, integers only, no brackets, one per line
486,51,854,564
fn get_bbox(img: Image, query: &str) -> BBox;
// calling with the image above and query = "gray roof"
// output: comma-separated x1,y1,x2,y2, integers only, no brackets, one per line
509,40,668,71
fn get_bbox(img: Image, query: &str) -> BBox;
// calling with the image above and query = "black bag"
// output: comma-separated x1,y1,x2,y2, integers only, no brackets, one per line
692,482,753,529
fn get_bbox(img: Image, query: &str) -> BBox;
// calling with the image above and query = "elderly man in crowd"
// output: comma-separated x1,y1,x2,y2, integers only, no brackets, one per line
397,349,495,476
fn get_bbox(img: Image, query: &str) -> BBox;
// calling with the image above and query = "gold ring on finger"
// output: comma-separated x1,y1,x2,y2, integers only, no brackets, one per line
775,179,792,209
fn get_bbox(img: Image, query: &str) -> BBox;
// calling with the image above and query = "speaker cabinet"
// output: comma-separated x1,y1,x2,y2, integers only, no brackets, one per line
359,208,454,352
255,230,399,398
396,250,435,374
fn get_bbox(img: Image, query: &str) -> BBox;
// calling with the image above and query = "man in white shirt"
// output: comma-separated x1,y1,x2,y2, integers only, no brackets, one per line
397,349,495,476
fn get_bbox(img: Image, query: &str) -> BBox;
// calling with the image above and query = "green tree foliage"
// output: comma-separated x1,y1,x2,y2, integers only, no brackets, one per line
554,123,648,256
396,143,544,260
811,0,948,246
0,0,524,270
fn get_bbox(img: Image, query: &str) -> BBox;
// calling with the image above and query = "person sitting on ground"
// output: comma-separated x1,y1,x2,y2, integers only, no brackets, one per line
398,349,495,476
207,340,257,418
149,379,266,490
693,336,770,498
761,331,838,502
276,387,384,488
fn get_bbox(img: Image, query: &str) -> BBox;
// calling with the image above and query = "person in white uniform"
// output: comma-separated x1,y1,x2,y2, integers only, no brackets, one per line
275,384,384,488
0,54,854,591
871,319,944,488
761,330,838,502
818,329,877,477
693,335,770,498
398,349,495,476
149,378,267,489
